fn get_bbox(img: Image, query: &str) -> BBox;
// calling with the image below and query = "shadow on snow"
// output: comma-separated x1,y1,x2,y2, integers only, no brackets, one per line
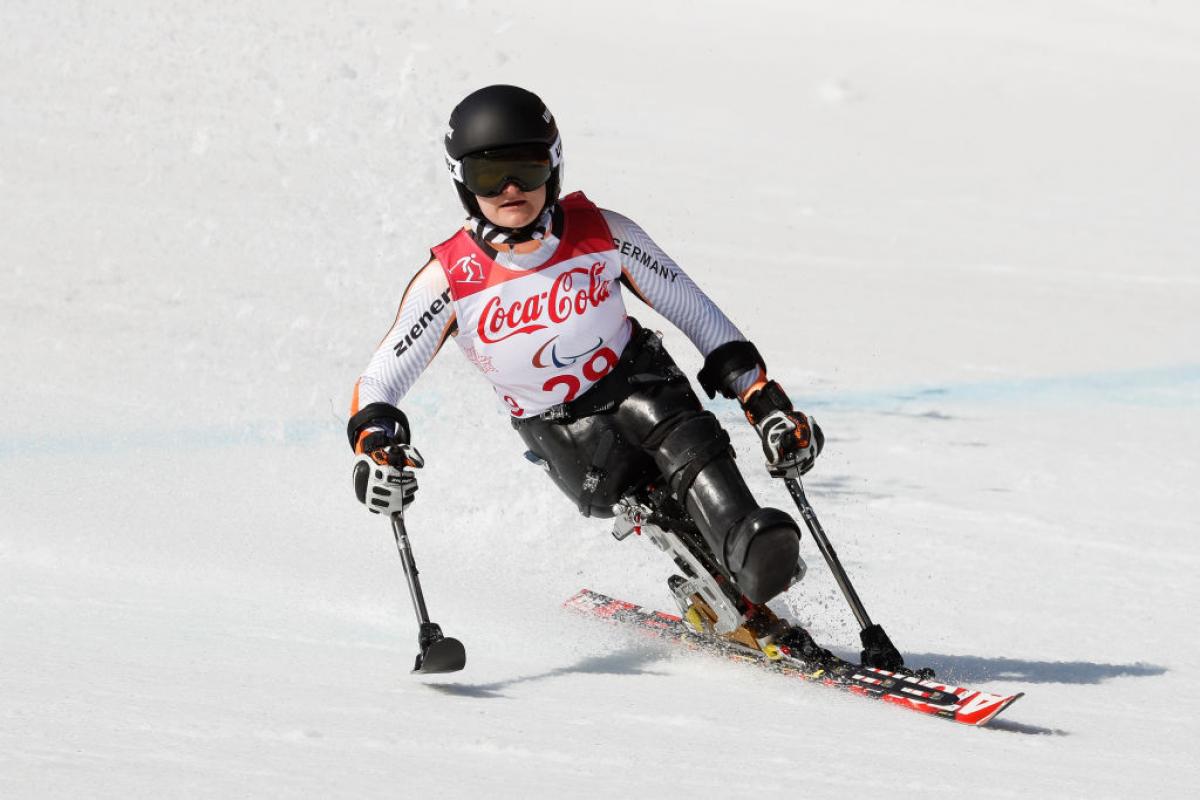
424,646,668,699
906,652,1166,686
986,718,1070,736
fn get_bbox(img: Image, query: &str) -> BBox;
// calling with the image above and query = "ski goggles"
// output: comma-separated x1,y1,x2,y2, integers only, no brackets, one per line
447,136,563,197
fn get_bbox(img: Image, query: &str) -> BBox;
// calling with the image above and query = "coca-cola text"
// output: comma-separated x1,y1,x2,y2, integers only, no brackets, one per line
477,262,612,345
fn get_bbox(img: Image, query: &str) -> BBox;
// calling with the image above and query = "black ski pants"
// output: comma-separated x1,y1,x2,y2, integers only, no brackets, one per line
512,323,798,598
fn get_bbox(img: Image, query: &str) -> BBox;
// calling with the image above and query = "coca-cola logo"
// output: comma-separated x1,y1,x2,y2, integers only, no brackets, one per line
477,262,612,344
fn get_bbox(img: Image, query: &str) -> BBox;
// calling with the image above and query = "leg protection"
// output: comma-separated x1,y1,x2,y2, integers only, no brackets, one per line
612,352,801,603
513,413,657,519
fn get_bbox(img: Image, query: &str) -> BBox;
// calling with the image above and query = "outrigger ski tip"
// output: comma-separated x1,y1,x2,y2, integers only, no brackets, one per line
564,588,1025,728
413,635,467,674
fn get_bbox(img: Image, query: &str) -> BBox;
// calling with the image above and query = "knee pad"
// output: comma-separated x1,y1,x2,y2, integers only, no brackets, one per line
727,507,802,603
726,507,800,572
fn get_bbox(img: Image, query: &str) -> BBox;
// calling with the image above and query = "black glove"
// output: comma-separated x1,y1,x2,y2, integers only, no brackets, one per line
742,381,824,477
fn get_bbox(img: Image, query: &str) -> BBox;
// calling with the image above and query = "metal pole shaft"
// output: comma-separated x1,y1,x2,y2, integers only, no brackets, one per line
391,512,431,625
785,476,874,631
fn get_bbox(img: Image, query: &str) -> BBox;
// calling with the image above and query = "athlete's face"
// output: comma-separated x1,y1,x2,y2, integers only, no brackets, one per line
475,182,546,229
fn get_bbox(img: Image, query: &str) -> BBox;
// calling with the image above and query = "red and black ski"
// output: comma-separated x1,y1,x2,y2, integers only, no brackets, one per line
565,588,1023,728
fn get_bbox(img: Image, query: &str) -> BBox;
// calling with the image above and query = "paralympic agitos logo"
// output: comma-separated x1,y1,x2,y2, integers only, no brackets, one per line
476,262,612,344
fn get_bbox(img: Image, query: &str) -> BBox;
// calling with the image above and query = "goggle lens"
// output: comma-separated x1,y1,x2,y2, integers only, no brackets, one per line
461,145,552,197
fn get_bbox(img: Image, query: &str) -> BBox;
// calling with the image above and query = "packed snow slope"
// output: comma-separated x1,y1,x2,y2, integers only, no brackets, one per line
3,1,1199,797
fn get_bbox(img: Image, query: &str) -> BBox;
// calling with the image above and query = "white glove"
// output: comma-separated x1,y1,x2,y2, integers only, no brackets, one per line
353,444,424,515
756,410,823,477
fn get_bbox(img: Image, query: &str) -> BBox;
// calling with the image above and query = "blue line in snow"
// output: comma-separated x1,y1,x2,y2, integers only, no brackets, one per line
790,363,1200,412
1,365,1196,460
0,419,335,460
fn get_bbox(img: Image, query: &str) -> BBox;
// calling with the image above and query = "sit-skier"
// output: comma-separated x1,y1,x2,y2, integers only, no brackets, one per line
349,85,826,655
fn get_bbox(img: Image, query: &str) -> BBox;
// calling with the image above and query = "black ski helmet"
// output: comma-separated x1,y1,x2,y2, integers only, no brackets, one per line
444,85,563,221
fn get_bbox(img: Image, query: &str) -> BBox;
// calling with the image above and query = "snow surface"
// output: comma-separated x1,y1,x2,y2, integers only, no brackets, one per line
3,1,1199,797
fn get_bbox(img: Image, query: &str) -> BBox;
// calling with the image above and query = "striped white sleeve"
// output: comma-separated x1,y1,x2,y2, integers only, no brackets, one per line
602,209,761,395
352,259,456,419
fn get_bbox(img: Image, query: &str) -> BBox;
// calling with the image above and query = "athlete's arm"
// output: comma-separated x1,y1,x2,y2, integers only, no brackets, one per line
602,208,763,397
349,258,456,451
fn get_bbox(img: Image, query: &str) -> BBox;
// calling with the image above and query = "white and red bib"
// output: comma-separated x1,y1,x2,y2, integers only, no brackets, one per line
431,192,632,417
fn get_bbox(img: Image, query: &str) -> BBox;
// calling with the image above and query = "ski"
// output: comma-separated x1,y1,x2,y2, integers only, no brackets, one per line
565,588,1023,727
